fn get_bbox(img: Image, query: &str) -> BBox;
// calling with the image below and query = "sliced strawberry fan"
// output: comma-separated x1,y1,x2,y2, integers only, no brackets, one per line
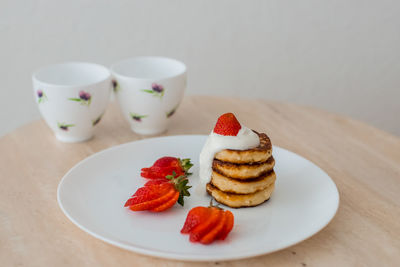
141,157,193,179
124,172,191,212
181,204,234,244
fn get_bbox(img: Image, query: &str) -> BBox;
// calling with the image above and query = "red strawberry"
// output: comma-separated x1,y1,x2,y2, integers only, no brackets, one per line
217,210,234,240
124,172,191,212
141,166,185,179
213,113,242,136
132,182,170,197
144,179,171,186
181,205,235,244
151,191,179,212
124,183,171,207
190,207,222,242
153,156,180,168
181,206,211,234
141,157,193,179
200,210,226,244
129,187,176,211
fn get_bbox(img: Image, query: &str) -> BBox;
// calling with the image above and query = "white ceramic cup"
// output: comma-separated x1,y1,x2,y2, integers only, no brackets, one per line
32,62,111,142
110,57,187,135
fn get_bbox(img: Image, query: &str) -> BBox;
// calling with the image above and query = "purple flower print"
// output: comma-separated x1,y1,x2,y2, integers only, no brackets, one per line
37,89,47,104
69,90,92,106
130,112,147,122
92,113,103,126
57,122,75,131
112,79,120,92
166,105,179,118
141,83,164,99
152,83,164,93
79,91,91,101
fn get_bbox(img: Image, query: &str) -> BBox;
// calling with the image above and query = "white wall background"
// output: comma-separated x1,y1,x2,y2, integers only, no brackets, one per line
0,0,399,136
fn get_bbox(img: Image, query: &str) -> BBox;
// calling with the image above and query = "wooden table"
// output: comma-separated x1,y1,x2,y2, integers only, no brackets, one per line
1,96,399,266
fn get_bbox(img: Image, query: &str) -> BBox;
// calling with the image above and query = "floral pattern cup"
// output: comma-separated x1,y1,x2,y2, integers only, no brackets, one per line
32,62,111,142
111,57,187,135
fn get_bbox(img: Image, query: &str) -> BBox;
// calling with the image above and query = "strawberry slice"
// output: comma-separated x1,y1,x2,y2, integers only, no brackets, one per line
141,157,193,179
151,191,180,212
128,188,176,211
189,207,222,242
124,184,169,207
132,183,170,197
218,210,234,240
181,207,211,234
200,209,226,244
144,179,169,187
153,156,180,168
141,166,185,180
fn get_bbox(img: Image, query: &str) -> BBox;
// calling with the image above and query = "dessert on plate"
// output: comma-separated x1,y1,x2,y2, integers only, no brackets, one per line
199,113,276,208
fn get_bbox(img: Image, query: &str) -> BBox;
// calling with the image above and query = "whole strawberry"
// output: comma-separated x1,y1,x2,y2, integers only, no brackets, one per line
181,204,234,244
213,113,242,136
124,172,191,212
141,156,193,180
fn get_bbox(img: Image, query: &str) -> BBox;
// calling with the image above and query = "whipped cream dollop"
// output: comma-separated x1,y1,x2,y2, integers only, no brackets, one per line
197,126,260,195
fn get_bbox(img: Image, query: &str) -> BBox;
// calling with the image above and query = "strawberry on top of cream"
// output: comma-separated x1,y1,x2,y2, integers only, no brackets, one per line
197,113,260,195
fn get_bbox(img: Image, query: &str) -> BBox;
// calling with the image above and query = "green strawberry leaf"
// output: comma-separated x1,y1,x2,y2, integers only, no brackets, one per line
179,158,194,175
166,171,191,206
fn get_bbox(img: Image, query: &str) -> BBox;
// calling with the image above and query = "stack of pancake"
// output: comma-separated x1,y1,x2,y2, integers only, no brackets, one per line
206,132,276,208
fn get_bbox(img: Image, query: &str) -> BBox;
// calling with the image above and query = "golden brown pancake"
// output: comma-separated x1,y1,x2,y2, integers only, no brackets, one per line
214,132,272,164
212,156,275,179
210,170,276,194
206,182,275,208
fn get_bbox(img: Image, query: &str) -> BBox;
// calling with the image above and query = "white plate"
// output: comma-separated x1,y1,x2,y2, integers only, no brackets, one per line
57,135,339,261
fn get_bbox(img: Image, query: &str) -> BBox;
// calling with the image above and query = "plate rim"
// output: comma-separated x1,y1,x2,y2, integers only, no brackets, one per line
57,134,340,262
